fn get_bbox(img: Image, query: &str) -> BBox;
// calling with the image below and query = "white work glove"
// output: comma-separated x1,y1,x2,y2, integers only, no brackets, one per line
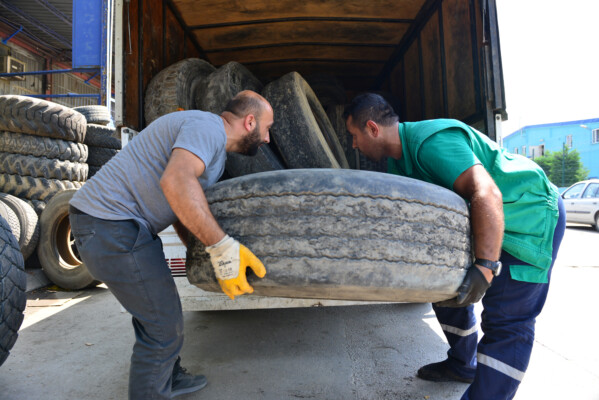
205,235,266,300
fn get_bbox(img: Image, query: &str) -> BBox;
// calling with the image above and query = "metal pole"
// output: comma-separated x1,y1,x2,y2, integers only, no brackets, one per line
114,0,124,127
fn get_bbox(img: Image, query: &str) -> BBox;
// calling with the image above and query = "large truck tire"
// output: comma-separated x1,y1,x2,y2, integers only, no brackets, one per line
86,147,119,166
0,214,26,367
0,95,86,142
0,174,83,202
186,169,471,303
84,125,121,149
0,152,88,181
72,105,111,125
0,131,88,163
305,74,347,108
0,194,39,260
326,104,358,169
144,58,216,125
262,72,349,169
195,61,283,177
36,189,95,290
0,201,20,244
196,61,263,114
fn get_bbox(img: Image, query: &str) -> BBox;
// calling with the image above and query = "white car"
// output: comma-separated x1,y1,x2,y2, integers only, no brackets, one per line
561,179,599,231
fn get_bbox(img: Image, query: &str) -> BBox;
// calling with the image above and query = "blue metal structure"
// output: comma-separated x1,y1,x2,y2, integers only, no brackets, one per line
503,118,599,180
0,0,113,108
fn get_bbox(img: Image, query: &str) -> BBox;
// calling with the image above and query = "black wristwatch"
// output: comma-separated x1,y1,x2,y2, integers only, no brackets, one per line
474,258,502,276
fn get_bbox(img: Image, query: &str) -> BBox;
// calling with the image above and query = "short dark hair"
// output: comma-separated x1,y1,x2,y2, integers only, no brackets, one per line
343,93,399,129
224,91,265,119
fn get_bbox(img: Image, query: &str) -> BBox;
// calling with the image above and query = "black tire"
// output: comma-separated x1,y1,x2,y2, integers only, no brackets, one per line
0,194,39,260
0,95,86,142
0,131,88,162
196,61,263,114
262,72,349,169
358,153,387,173
186,169,471,302
0,201,20,243
144,58,216,125
87,147,118,166
72,105,111,125
87,165,102,178
84,124,121,149
0,152,88,181
0,214,26,367
36,189,95,290
0,173,84,202
225,148,285,178
22,198,46,216
326,104,358,169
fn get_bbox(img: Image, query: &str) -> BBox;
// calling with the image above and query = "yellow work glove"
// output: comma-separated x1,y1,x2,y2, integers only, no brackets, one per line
204,235,266,300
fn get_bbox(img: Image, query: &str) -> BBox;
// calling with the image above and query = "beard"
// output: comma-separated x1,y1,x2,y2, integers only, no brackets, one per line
238,122,263,156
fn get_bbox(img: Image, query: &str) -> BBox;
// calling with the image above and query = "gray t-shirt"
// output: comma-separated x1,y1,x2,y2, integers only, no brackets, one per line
70,111,227,234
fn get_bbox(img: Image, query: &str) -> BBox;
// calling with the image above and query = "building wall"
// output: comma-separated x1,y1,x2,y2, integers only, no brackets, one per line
503,118,599,180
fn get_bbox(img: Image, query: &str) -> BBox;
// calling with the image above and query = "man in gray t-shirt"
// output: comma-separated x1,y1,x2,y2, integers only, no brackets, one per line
69,90,274,400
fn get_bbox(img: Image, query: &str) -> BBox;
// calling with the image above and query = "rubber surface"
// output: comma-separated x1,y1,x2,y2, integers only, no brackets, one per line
0,95,86,142
87,147,119,166
0,173,84,202
0,193,39,260
262,72,349,169
0,213,26,367
326,104,357,169
84,124,121,149
0,152,88,181
0,131,88,162
37,189,95,290
0,202,19,245
186,169,471,302
72,105,111,125
144,58,215,125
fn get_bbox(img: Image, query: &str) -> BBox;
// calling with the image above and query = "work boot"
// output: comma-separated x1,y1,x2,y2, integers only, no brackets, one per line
171,357,208,398
417,359,475,383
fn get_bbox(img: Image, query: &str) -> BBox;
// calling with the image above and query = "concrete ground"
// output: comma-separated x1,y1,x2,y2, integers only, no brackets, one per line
1,225,598,400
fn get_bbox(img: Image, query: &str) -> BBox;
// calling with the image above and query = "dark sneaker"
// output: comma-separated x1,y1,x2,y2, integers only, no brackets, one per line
171,357,208,398
417,360,475,383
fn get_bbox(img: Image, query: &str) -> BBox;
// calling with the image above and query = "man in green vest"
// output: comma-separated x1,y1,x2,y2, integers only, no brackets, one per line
343,93,565,400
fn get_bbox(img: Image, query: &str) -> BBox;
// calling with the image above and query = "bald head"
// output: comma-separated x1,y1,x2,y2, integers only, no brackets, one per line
223,90,271,120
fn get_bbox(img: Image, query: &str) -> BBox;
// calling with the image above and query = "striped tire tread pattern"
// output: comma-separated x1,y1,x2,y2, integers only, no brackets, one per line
0,152,88,181
72,106,111,125
0,131,88,162
0,96,86,142
0,173,84,202
0,202,20,246
0,214,26,367
186,169,471,303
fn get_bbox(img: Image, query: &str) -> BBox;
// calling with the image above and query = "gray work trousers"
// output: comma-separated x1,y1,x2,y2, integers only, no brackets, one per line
70,211,183,400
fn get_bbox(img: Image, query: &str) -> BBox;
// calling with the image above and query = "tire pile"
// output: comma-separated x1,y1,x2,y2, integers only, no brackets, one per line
0,95,102,291
73,105,120,178
144,58,366,177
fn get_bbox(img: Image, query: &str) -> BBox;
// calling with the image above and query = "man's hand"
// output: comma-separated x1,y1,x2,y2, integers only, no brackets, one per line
435,265,491,308
205,235,266,300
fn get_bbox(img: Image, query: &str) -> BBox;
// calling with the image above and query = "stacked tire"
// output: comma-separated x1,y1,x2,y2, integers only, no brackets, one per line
74,106,120,178
0,213,26,367
0,95,92,290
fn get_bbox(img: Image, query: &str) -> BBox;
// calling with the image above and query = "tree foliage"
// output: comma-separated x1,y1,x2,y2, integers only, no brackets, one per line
532,145,589,187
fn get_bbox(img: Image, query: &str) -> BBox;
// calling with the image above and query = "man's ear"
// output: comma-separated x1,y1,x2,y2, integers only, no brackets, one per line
244,114,255,132
366,120,379,138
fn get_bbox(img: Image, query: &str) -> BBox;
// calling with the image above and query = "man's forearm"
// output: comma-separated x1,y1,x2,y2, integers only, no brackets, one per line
172,220,189,246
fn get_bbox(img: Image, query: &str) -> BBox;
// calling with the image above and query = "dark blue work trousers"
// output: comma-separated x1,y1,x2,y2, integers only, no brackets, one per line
433,196,566,400
70,212,182,400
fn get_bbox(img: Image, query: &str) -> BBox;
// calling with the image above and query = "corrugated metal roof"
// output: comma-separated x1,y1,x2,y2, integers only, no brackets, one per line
0,0,73,55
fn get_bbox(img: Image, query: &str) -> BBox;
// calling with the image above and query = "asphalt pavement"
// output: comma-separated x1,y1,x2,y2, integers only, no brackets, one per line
1,225,598,400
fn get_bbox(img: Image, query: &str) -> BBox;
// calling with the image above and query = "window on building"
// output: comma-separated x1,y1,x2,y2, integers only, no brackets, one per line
593,129,599,144
522,146,527,157
514,147,518,154
566,135,573,148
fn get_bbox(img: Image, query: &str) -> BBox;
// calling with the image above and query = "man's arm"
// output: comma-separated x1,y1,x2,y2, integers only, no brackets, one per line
160,148,225,246
172,220,189,246
453,164,504,282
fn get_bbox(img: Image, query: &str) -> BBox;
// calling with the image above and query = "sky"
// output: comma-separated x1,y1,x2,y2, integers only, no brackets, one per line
496,1,599,137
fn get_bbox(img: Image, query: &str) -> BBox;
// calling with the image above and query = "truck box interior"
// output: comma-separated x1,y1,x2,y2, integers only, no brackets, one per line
121,0,505,139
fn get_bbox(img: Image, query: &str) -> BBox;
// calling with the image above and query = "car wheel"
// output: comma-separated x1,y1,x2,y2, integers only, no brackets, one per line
594,213,599,232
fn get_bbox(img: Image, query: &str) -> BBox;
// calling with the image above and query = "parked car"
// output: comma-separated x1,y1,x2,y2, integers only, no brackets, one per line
561,179,599,231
